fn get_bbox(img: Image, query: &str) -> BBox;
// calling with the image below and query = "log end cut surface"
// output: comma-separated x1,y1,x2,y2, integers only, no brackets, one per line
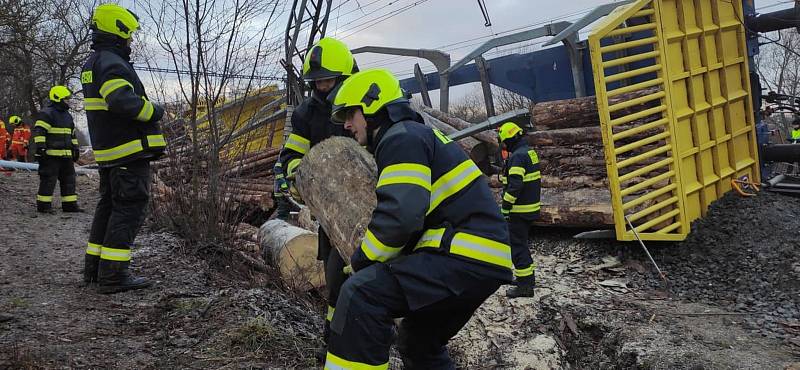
295,137,378,264
259,219,324,290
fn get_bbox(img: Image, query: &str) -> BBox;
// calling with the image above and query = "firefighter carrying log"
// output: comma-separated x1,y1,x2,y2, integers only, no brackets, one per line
324,68,512,369
276,37,358,359
32,85,82,213
81,3,166,293
9,115,30,161
498,121,541,298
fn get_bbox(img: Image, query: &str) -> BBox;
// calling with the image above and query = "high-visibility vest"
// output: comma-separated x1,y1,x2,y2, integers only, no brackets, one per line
791,129,800,140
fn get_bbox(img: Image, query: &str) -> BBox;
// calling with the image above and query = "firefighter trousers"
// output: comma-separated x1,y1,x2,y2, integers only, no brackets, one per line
326,253,502,370
319,227,347,345
37,156,77,211
85,160,151,274
508,215,535,280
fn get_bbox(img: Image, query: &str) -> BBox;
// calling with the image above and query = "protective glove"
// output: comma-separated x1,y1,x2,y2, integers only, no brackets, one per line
289,182,303,204
343,265,353,275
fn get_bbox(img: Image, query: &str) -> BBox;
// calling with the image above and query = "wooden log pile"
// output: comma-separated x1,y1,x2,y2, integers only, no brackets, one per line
152,146,280,213
420,89,665,227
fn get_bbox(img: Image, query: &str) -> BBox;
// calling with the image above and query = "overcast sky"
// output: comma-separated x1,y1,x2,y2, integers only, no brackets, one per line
120,0,796,107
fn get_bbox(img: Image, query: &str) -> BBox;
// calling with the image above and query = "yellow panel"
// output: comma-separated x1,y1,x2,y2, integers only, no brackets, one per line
589,0,759,242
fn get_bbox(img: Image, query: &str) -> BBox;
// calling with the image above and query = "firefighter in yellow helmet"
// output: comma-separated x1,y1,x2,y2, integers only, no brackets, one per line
31,85,82,213
497,121,541,298
324,69,512,369
81,3,167,294
275,37,358,361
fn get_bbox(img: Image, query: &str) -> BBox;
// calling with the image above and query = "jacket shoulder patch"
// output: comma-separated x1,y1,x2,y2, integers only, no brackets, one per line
81,71,93,84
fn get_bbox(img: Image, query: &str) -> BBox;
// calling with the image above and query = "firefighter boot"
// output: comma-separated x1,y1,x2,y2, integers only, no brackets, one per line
37,204,55,214
84,254,100,284
96,259,152,294
62,202,86,213
506,274,536,298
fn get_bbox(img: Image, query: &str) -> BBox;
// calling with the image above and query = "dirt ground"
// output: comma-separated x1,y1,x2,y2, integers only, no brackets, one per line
1,170,799,369
0,171,321,369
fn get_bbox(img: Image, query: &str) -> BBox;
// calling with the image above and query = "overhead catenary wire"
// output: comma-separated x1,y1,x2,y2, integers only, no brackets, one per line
385,0,798,77
338,0,431,39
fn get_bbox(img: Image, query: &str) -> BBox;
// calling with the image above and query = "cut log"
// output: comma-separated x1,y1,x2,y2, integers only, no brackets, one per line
222,154,279,177
258,219,324,290
537,187,614,227
530,88,659,130
295,137,378,264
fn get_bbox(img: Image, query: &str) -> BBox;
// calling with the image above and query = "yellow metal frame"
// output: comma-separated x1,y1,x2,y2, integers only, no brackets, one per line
589,0,759,241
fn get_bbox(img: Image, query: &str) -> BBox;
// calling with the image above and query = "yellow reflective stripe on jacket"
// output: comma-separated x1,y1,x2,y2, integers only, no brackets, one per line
414,228,445,249
62,195,77,202
94,139,143,162
326,305,335,322
450,232,513,270
428,159,482,214
360,228,404,262
523,171,541,182
86,242,102,256
34,120,52,131
46,149,72,156
100,246,131,262
325,351,388,370
147,134,166,147
71,138,79,145
508,166,526,176
37,194,52,202
503,192,517,203
136,98,155,122
34,136,46,143
376,163,431,191
49,127,73,135
511,202,541,213
285,133,310,155
84,98,109,111
99,78,134,98
528,150,539,164
515,264,535,277
500,175,507,185
286,158,302,177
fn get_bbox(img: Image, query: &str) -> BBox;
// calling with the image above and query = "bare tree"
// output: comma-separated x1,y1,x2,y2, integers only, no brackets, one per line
756,30,800,98
0,0,94,117
137,0,284,245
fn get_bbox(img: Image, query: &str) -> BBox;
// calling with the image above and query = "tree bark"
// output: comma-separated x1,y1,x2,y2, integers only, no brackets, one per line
294,137,378,264
530,88,659,130
258,219,324,290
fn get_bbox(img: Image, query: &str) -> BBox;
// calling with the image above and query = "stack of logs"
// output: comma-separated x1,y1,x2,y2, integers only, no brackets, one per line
152,146,280,213
419,88,660,227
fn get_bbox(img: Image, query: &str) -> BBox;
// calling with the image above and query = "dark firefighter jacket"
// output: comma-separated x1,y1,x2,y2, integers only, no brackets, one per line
500,139,541,221
81,36,166,168
32,102,78,157
278,92,347,177
350,113,514,296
